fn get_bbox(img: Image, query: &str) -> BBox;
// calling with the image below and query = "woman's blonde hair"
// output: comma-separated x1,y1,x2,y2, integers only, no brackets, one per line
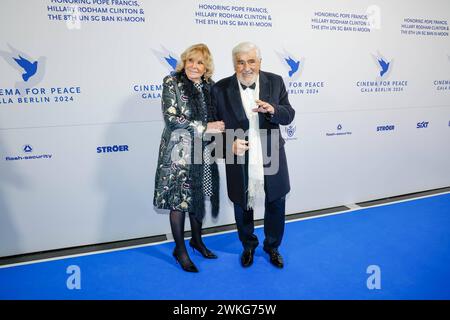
175,43,214,81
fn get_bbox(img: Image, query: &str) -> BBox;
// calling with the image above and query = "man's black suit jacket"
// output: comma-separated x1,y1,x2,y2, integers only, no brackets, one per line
211,71,295,208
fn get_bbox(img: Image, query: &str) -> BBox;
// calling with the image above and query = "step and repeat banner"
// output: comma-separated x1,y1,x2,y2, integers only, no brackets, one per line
1,0,449,256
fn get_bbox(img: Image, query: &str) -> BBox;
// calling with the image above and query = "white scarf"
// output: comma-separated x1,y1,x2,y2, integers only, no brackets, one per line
238,77,265,210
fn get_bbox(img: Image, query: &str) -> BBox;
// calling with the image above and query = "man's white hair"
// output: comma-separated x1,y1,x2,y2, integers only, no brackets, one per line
232,42,261,67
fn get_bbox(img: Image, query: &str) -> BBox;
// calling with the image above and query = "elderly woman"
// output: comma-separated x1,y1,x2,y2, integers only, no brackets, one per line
153,43,224,272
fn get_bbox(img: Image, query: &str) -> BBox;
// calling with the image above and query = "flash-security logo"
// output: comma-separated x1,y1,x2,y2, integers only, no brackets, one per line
0,44,46,86
372,52,391,78
153,46,179,72
23,145,33,153
326,123,352,137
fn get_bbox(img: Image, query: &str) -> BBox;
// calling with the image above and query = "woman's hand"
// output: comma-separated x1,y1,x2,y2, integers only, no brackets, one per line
206,121,225,133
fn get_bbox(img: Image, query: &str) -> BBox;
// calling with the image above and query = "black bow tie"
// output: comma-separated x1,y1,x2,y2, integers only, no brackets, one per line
240,82,256,90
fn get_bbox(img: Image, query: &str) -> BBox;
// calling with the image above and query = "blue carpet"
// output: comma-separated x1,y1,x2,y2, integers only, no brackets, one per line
1,193,449,300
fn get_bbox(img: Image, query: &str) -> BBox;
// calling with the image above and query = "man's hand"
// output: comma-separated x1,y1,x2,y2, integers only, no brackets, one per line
252,99,274,114
232,139,249,156
206,121,225,133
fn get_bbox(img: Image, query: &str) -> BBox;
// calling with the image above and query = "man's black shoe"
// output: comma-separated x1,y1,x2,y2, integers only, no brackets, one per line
241,249,255,267
263,247,284,268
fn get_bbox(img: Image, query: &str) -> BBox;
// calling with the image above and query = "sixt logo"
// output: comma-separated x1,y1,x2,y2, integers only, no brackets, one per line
152,46,179,72
416,121,429,129
0,44,46,87
97,145,129,153
377,125,395,131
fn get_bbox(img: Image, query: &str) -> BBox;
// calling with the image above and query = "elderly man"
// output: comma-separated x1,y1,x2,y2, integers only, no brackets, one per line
211,42,295,268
